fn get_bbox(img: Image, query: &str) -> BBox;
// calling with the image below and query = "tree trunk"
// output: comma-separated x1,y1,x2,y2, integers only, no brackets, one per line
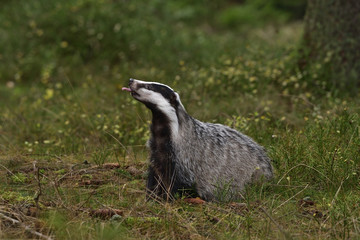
302,0,360,94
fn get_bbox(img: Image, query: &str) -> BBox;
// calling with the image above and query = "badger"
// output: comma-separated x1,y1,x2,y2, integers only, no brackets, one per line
122,78,273,201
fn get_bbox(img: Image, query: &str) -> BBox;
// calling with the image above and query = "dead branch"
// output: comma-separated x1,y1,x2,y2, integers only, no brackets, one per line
33,161,42,209
0,212,53,240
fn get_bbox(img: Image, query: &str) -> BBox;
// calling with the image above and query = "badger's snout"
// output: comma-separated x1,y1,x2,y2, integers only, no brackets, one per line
122,78,142,99
128,78,141,91
122,78,137,93
129,78,135,88
122,79,178,108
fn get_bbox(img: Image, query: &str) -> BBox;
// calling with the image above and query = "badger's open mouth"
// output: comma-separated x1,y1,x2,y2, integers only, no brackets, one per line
122,86,140,97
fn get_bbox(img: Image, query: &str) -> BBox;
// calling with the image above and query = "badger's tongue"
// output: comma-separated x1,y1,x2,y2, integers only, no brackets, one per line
122,87,132,92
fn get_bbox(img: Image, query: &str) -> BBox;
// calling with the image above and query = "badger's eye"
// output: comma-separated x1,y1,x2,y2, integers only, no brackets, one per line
143,85,151,90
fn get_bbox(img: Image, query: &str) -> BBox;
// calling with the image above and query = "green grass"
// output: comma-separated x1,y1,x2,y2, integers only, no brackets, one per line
0,0,359,239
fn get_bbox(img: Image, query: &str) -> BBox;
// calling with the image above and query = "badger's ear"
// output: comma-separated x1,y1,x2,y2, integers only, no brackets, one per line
170,92,178,107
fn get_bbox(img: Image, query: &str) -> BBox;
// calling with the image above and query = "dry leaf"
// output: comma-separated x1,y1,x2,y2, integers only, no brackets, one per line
90,208,124,219
184,198,205,204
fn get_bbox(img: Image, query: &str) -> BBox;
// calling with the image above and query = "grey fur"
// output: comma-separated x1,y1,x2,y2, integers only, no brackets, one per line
174,118,273,200
125,79,273,201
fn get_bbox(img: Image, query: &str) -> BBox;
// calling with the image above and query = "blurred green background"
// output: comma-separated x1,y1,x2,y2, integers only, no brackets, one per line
0,0,306,86
0,0,311,154
0,0,358,173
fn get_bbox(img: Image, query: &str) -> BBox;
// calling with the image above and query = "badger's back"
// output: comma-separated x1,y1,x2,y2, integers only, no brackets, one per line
174,117,273,200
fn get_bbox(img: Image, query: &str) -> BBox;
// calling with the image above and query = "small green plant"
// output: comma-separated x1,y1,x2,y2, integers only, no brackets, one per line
1,191,35,204
81,174,93,180
114,169,132,179
92,149,112,166
10,172,28,184
214,179,236,202
55,169,66,175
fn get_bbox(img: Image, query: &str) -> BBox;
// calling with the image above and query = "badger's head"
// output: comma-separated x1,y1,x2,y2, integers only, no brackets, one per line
122,78,186,135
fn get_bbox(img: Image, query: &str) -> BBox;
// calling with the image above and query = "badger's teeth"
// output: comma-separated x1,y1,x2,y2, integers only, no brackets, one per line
122,87,132,92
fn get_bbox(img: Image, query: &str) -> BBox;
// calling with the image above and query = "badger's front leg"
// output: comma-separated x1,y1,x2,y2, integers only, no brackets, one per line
146,166,160,200
146,165,173,200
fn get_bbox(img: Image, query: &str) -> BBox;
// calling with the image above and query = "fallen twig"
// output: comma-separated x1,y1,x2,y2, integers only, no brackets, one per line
33,161,42,209
0,212,53,240
274,184,309,211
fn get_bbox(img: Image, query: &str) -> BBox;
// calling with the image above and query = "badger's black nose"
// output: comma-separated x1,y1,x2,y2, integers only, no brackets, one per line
129,78,134,84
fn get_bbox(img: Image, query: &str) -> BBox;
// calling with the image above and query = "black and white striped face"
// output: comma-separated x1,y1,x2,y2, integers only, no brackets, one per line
122,78,181,111
122,78,184,136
